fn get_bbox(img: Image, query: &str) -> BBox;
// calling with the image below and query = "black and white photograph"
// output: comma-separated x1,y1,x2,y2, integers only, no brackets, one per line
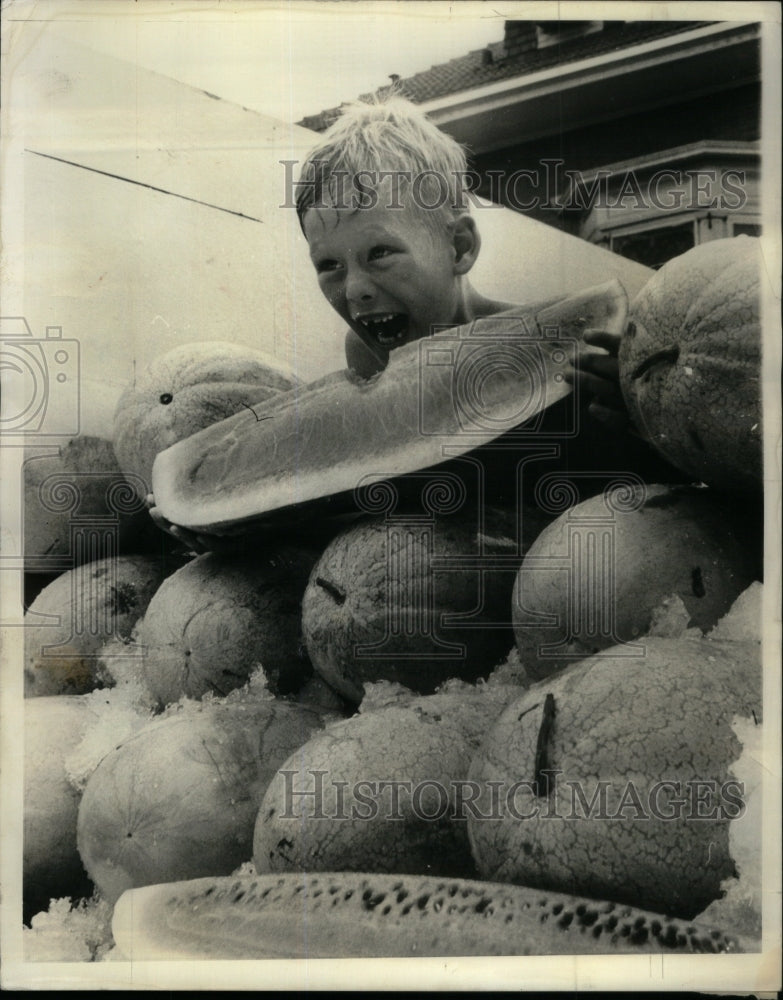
1,0,780,990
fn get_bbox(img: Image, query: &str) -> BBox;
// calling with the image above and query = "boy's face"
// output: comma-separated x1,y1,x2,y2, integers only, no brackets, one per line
303,202,463,352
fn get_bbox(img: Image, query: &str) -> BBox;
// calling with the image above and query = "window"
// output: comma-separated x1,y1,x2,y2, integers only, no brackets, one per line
732,222,762,237
536,21,603,49
611,223,696,270
572,143,760,268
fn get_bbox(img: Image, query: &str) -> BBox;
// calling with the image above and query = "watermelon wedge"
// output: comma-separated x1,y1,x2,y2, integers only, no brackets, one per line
111,871,746,959
152,280,627,532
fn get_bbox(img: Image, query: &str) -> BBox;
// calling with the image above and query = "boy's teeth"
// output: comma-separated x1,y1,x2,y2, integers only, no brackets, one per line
358,312,408,346
360,314,395,326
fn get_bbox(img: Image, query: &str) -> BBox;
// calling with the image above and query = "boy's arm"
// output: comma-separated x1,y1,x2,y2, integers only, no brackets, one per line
344,328,388,379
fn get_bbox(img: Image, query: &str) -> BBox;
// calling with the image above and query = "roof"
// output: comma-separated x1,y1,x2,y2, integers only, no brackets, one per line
298,20,712,132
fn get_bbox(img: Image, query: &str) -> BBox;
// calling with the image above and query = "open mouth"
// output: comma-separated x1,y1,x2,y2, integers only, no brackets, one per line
356,313,409,347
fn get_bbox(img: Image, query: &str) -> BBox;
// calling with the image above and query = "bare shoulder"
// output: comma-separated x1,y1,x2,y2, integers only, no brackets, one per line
469,293,523,320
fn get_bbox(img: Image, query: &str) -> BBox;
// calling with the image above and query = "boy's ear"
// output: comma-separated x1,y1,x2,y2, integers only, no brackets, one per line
450,215,481,275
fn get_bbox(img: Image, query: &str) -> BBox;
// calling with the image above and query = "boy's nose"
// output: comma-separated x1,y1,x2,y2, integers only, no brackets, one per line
344,267,375,304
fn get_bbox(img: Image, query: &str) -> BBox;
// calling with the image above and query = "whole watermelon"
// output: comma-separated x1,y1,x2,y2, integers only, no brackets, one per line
468,624,761,918
512,484,759,679
23,436,160,572
619,237,761,491
135,546,318,707
113,341,301,498
76,699,326,904
301,506,549,703
24,555,169,697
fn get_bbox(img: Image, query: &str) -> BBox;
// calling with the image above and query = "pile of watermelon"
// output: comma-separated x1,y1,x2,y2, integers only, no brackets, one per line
22,238,767,960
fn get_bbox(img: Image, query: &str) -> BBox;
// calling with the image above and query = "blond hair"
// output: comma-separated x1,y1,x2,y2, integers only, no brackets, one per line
295,96,471,232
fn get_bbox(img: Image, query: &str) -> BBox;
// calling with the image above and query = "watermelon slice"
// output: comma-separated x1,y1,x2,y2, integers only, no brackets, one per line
111,871,747,959
152,280,627,532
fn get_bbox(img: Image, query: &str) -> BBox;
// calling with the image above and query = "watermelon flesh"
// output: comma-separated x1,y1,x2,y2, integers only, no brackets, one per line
152,280,628,532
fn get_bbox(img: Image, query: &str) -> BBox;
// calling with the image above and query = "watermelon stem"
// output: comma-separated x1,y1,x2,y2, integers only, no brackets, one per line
630,346,680,382
315,576,347,605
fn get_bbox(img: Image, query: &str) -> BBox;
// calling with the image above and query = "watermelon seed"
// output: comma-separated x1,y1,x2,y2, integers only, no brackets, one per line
361,889,386,910
691,567,706,597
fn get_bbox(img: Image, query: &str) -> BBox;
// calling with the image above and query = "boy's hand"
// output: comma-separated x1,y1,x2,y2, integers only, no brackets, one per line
145,494,244,556
564,329,633,434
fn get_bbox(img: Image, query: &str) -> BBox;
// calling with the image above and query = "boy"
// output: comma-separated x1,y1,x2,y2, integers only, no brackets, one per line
294,97,622,403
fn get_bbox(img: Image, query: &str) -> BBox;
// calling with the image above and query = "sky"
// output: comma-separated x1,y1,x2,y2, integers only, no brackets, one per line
40,1,509,124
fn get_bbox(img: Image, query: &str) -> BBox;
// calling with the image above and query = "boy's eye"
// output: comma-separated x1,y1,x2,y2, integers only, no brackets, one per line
315,259,341,274
368,246,396,261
